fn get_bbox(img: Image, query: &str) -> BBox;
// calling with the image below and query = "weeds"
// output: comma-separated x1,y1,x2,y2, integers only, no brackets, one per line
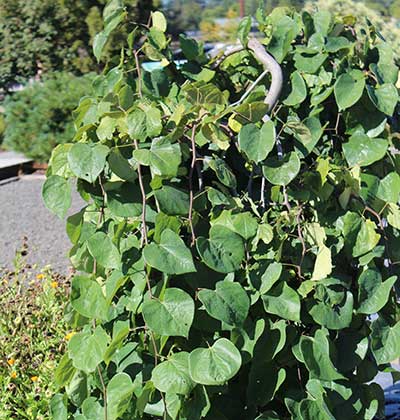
0,241,70,419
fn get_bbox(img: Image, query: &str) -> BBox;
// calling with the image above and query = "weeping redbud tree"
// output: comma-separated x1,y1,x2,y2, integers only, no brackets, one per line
43,1,400,419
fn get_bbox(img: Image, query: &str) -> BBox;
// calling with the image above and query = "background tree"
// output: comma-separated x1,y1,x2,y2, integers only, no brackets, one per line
0,0,155,91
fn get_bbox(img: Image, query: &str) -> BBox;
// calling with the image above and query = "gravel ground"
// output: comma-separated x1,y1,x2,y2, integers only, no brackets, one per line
0,173,83,273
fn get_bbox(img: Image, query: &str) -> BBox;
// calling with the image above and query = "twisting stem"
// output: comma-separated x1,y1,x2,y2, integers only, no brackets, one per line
97,365,108,420
283,186,291,212
231,69,270,107
133,139,148,246
92,320,108,420
260,176,266,208
188,124,198,246
296,206,306,279
148,328,167,419
247,38,283,115
134,50,143,98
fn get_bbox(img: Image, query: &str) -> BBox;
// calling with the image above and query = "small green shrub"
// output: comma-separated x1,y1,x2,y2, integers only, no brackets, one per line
0,242,70,420
3,72,94,162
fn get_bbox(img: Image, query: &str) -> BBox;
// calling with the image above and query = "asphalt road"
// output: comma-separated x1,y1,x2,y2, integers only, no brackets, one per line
0,174,83,273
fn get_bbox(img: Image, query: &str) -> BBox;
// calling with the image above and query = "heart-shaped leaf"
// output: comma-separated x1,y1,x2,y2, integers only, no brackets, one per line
151,352,195,395
142,288,195,337
198,280,250,327
143,229,196,275
189,338,241,385
238,121,275,163
68,143,109,183
196,226,245,273
262,152,301,186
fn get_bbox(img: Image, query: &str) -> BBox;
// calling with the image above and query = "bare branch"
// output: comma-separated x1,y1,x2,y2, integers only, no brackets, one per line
188,124,198,246
134,50,143,98
133,139,148,246
247,38,283,116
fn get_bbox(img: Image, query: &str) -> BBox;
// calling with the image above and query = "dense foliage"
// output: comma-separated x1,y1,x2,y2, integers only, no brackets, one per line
306,0,400,62
0,0,154,90
44,3,400,419
0,244,69,420
2,72,94,162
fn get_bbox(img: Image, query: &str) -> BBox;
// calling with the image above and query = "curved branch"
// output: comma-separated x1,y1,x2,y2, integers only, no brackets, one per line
247,38,283,115
211,39,283,116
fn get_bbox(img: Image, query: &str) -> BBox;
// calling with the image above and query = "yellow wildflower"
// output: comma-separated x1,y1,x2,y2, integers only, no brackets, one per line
7,358,15,366
50,281,58,289
30,376,39,382
36,273,45,280
65,332,76,341
10,371,17,379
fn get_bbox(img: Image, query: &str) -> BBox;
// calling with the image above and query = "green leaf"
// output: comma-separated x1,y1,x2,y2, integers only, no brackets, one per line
54,354,76,389
150,138,181,177
151,11,167,32
96,116,116,141
151,352,195,395
68,326,109,373
262,282,301,322
93,31,108,62
87,232,120,269
387,203,400,229
311,245,332,281
313,10,331,36
104,320,130,364
212,210,258,240
68,143,109,183
107,182,142,218
334,69,365,110
292,117,323,157
238,121,275,163
284,71,307,106
108,150,137,182
142,288,195,337
48,143,73,178
353,220,380,257
262,152,301,186
309,289,354,330
299,328,343,381
107,373,135,420
154,186,189,215
371,317,400,364
357,270,396,314
42,175,71,219
198,280,250,327
343,133,387,167
238,16,252,46
188,338,241,385
294,53,328,74
50,394,68,420
127,109,147,140
377,172,400,203
196,226,245,273
179,34,203,61
268,15,299,63
71,275,108,320
143,229,196,275
209,157,237,189
367,83,399,116
259,262,282,294
146,107,163,137
81,398,103,420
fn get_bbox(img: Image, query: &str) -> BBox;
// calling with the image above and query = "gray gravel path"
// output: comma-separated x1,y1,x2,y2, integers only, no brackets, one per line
0,174,83,273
